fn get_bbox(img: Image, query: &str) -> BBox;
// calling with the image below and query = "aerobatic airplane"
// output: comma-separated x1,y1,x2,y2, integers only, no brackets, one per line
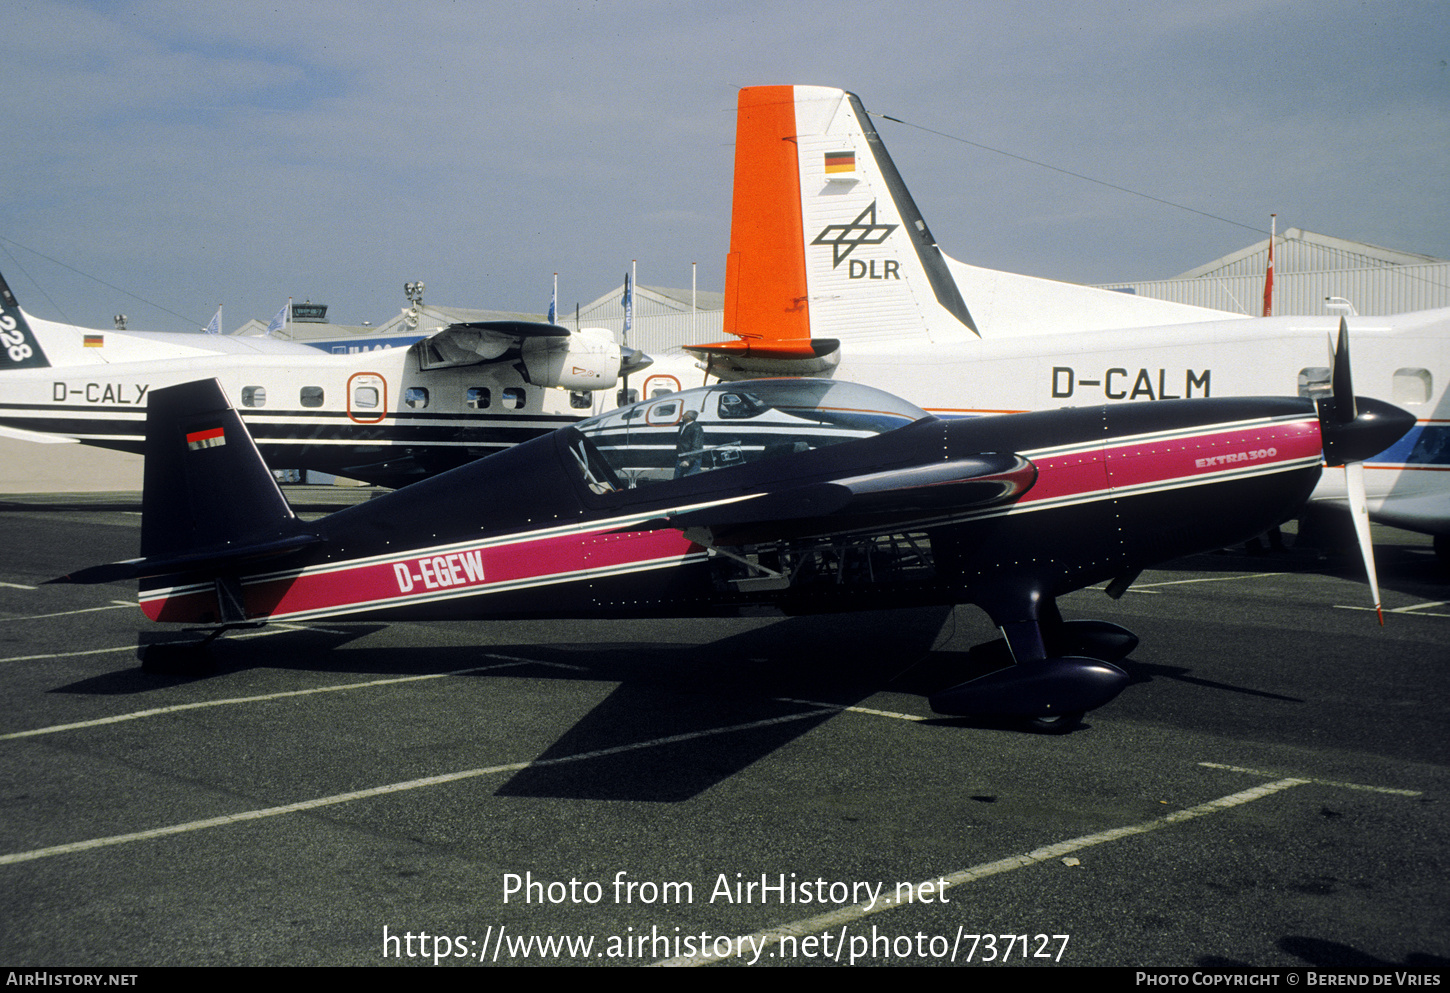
0,271,652,487
56,330,1410,731
690,85,1449,559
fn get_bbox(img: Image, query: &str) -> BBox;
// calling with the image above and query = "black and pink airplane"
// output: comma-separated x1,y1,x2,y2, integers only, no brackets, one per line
58,333,1411,731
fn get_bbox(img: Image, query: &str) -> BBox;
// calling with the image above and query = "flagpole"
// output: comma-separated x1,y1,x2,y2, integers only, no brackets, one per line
1262,213,1276,318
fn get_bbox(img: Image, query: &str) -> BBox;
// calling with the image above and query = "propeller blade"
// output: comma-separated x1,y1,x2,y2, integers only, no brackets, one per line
1330,316,1357,424
1343,459,1384,625
1324,316,1388,623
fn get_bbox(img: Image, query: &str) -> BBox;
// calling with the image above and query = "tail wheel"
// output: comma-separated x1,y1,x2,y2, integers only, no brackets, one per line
1022,711,1084,734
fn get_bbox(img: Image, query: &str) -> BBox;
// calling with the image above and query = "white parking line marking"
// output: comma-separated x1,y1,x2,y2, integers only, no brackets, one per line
0,621,357,665
1132,572,1281,588
657,776,1309,967
1,651,578,739
775,698,928,722
0,646,138,664
0,657,566,740
1335,601,1450,618
0,708,834,866
4,602,137,621
1198,762,1423,796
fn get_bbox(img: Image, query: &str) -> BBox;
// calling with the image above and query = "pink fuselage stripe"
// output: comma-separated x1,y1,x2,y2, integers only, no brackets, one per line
1019,420,1320,507
143,527,700,623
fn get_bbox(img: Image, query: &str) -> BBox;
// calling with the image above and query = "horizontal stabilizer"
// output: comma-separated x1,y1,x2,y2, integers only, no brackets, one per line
685,337,839,360
685,337,841,378
52,532,321,584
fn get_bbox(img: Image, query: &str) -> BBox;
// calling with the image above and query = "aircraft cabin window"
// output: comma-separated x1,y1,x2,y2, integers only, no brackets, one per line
569,390,592,410
1392,368,1432,405
718,391,769,419
300,386,325,408
241,386,267,408
467,387,491,409
503,387,526,410
353,386,379,409
404,387,429,409
645,401,681,426
1297,368,1332,400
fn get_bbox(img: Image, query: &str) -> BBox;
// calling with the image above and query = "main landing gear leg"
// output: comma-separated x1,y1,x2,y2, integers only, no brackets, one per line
928,589,1133,733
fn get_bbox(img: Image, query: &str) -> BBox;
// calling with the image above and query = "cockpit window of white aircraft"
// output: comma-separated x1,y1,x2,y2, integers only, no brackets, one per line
1298,368,1332,400
566,380,930,491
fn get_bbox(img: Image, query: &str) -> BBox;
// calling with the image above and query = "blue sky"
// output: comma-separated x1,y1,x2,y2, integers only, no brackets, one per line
2,0,1446,332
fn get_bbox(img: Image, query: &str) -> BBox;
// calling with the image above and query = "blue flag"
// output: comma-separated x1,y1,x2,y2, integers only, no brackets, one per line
265,301,289,337
621,272,632,336
548,285,556,325
204,307,221,335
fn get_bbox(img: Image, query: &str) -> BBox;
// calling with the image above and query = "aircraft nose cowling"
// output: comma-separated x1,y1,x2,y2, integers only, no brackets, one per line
1318,395,1417,466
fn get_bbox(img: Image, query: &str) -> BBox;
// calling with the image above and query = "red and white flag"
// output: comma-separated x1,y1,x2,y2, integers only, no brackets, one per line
1262,214,1276,317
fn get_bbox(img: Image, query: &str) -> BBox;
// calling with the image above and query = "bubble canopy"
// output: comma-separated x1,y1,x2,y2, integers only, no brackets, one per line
561,379,932,492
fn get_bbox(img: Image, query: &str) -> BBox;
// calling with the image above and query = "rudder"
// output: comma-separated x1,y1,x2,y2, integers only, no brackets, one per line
0,271,52,370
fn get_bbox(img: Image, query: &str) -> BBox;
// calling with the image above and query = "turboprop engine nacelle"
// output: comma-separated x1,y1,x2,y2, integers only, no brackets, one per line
519,327,622,391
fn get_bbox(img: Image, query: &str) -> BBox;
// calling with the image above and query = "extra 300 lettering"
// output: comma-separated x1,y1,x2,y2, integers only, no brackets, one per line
393,550,486,592
1196,448,1278,469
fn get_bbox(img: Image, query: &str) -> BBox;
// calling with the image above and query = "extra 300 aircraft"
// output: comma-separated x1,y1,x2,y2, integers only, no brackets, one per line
0,272,649,486
692,85,1450,556
57,333,1410,730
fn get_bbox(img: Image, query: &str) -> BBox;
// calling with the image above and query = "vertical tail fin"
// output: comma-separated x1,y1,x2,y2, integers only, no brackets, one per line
0,271,53,369
53,379,317,588
140,379,301,562
707,85,976,367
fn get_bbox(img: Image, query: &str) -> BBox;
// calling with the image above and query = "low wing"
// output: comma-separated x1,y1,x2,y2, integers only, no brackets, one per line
643,453,1037,545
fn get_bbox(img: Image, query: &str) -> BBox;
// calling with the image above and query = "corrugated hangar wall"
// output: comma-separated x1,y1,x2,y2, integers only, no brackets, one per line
1095,228,1450,317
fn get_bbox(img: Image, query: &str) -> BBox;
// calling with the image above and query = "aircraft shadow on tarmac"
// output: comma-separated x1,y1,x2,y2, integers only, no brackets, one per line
36,521,1440,804
40,588,1351,801
41,606,1075,802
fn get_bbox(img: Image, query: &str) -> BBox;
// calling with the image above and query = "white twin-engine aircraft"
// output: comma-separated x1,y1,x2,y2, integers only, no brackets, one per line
0,272,657,487
691,85,1449,558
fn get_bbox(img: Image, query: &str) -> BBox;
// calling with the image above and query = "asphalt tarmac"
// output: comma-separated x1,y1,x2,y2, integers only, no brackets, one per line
0,491,1445,968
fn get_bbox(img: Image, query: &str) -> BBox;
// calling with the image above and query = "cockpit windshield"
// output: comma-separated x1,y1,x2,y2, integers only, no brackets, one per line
564,379,930,492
